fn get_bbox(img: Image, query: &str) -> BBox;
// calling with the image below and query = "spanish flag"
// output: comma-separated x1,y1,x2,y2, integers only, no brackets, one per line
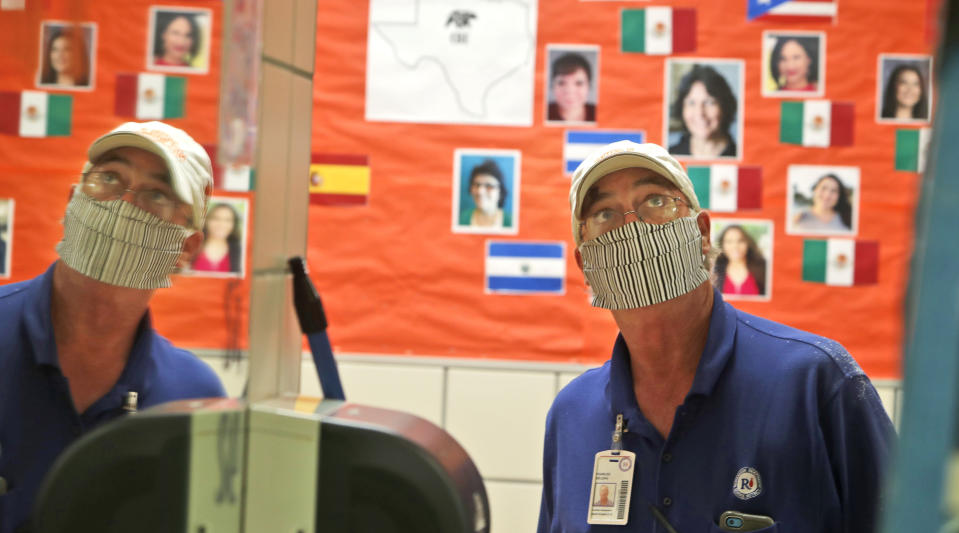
309,154,370,206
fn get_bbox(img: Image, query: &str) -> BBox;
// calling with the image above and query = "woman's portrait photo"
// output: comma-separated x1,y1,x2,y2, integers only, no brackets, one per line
877,54,932,123
786,165,860,236
545,45,599,125
147,6,213,73
711,218,773,300
36,22,96,90
0,198,13,278
186,197,248,277
761,31,824,97
452,149,520,235
665,59,743,161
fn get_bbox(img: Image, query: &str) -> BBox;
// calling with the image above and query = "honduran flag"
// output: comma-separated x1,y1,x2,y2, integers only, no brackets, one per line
895,128,932,173
802,238,878,286
309,154,370,206
564,130,645,174
621,7,696,54
115,73,186,119
485,241,566,295
0,91,72,137
687,165,762,212
780,100,854,147
747,0,837,22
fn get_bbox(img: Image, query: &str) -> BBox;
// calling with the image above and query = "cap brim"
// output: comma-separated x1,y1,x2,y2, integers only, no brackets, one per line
87,132,189,205
573,152,676,219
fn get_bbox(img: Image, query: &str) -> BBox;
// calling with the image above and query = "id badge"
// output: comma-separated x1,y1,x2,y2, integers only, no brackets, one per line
586,450,635,525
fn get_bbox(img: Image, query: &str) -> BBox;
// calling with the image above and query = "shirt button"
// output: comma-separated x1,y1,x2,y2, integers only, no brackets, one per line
662,452,672,463
663,497,672,506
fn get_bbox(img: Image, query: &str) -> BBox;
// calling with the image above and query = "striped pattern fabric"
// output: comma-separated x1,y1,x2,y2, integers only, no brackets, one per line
579,217,708,309
56,191,189,289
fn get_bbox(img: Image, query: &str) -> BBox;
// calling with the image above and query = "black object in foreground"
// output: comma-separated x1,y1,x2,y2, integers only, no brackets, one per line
289,256,345,401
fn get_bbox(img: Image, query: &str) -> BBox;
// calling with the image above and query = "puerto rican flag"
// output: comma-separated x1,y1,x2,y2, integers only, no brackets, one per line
747,0,838,22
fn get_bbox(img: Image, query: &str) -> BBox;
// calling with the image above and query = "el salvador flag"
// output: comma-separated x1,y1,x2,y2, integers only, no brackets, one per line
564,130,645,174
485,241,566,294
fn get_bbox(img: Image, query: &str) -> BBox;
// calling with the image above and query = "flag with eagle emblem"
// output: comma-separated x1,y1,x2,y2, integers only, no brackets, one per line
621,7,696,55
780,100,854,147
802,238,878,286
115,73,186,119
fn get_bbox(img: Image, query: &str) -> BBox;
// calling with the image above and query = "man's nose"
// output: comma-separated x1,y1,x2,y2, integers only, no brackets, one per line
623,210,640,224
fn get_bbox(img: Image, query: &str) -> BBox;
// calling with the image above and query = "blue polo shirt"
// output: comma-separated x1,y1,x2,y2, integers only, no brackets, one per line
0,263,226,533
538,289,896,533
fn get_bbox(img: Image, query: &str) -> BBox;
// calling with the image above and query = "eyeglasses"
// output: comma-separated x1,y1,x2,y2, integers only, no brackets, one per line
582,194,686,235
81,170,183,223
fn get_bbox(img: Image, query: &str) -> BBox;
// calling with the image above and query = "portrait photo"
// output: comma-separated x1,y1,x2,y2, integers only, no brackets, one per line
184,196,249,278
452,149,520,235
711,218,773,301
665,58,744,161
147,6,213,74
0,198,12,278
592,483,616,507
786,165,860,236
877,54,933,124
545,44,600,126
761,31,825,97
36,21,96,90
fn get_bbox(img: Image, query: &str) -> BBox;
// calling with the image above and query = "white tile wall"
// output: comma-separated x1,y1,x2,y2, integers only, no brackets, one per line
446,368,556,481
320,360,445,427
485,480,543,533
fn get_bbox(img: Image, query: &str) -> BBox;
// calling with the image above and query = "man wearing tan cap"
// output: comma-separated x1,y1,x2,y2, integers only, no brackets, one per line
537,141,895,532
0,121,225,533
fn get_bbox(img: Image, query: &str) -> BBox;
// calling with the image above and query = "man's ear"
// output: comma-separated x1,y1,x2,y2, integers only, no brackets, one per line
575,248,584,273
178,231,204,269
697,210,712,255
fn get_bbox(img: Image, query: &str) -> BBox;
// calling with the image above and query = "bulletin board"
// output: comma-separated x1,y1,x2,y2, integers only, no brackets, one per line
0,0,940,379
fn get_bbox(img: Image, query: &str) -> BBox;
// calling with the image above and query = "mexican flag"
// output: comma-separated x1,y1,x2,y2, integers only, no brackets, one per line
780,100,854,147
309,154,370,206
687,164,762,212
895,128,931,173
621,7,696,54
0,91,72,137
115,73,186,119
802,238,879,286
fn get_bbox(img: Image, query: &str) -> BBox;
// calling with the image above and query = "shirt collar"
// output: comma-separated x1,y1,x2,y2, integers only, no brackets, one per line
605,287,736,416
25,261,156,394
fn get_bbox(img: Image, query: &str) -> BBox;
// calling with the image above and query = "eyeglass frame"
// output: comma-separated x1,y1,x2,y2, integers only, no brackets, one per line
579,194,689,236
79,170,190,225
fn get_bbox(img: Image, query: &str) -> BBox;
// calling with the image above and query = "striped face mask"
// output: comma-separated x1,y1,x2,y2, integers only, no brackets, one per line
56,188,192,289
579,215,709,310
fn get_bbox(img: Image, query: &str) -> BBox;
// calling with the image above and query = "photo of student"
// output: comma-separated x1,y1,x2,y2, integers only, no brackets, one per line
187,197,248,277
147,7,213,73
786,166,860,236
665,59,743,160
761,32,824,96
878,54,932,123
545,45,599,125
452,149,520,235
36,22,96,90
712,220,773,299
0,198,12,278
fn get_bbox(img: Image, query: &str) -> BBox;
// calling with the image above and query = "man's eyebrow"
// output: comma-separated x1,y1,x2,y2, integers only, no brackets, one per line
93,154,172,185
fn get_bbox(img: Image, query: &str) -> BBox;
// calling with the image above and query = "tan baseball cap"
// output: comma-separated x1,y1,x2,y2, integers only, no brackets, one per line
86,121,213,230
569,140,700,245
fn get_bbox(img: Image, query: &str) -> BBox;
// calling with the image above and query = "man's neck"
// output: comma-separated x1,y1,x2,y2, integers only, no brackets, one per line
50,261,153,368
612,282,714,389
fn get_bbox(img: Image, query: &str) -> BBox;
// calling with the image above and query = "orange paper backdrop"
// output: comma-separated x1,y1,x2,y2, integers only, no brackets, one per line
0,0,937,378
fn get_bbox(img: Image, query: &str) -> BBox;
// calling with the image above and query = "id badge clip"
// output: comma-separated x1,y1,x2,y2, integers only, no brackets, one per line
586,414,635,526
